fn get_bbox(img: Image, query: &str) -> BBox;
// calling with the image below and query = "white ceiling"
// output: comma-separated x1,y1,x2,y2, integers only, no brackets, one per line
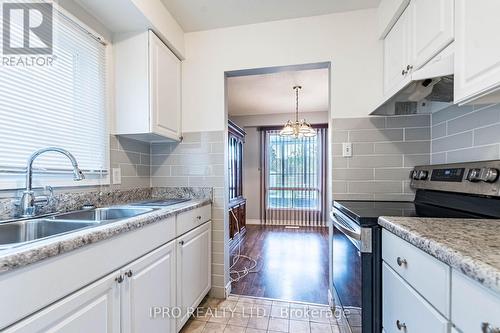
161,0,381,32
227,68,329,117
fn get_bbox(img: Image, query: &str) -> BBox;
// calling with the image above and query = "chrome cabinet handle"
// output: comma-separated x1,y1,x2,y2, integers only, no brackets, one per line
396,257,407,267
396,320,406,330
115,275,124,283
482,323,500,333
125,270,133,278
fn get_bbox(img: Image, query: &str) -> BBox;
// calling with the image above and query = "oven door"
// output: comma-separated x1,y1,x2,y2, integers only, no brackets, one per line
330,210,371,333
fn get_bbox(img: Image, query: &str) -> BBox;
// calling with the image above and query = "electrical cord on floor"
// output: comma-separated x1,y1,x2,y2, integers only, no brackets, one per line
229,209,259,283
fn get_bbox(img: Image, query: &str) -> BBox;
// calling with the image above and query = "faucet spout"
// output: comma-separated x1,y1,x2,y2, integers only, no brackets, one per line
20,147,85,217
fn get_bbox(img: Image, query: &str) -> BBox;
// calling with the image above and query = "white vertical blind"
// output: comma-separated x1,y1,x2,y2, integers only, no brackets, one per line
0,4,108,183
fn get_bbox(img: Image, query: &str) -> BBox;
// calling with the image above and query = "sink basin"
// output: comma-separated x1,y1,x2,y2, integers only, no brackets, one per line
53,207,155,222
0,207,157,249
0,219,95,249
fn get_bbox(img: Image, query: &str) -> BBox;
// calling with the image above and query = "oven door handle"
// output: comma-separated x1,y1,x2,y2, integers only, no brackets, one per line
330,211,361,241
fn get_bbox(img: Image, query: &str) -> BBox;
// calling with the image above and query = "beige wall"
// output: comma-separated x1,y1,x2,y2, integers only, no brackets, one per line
182,8,382,132
231,112,329,222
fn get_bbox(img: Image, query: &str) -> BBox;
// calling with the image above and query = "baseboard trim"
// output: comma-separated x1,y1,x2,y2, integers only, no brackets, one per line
225,281,232,298
246,219,261,225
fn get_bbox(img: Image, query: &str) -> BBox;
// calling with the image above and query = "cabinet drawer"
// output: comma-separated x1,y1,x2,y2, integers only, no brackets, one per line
452,270,500,333
382,230,450,317
383,263,449,333
176,205,211,236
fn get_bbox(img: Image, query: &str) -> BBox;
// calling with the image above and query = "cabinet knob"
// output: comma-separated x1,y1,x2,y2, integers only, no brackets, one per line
115,275,124,283
401,69,408,76
396,257,407,267
197,215,202,220
125,270,133,278
396,320,406,330
406,64,413,71
482,323,500,333
179,240,185,245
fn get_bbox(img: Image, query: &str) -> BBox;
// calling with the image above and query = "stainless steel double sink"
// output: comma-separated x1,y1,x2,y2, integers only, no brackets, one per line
0,207,158,250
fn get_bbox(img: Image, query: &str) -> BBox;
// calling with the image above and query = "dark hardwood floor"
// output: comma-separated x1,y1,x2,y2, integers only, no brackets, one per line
230,225,329,304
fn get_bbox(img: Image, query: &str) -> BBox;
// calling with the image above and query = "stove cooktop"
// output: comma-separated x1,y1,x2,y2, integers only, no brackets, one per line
333,196,500,226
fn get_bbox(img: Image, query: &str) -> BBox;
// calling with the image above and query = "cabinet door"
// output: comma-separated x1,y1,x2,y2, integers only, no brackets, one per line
409,0,454,70
176,222,212,329
455,0,500,104
5,273,120,333
121,240,177,333
383,7,412,97
451,270,500,333
149,31,181,140
382,263,449,333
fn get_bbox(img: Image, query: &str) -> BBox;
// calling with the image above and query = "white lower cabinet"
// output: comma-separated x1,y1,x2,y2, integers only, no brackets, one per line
176,221,212,330
451,270,500,333
382,263,449,333
121,241,177,333
3,208,213,333
383,229,500,333
5,272,120,333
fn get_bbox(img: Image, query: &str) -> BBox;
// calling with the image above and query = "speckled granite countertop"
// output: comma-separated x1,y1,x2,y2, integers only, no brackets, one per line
0,199,211,274
379,216,500,294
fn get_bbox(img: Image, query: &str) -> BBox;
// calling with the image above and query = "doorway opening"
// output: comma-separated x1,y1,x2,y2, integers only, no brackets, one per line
225,62,331,304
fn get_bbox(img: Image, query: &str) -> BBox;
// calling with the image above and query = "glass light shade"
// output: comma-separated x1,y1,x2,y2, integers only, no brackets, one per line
279,121,294,136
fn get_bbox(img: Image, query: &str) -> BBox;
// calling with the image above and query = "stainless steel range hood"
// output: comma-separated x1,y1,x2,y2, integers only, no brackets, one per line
371,48,455,116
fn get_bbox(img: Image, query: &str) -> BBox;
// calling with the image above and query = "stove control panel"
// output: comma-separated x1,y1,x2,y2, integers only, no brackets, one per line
431,168,465,182
410,161,500,196
466,167,499,183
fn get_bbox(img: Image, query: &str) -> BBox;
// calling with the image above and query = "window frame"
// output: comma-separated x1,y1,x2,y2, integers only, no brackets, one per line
0,3,112,191
266,131,321,211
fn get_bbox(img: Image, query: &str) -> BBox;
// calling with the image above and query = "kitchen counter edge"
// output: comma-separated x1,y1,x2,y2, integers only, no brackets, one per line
0,199,212,274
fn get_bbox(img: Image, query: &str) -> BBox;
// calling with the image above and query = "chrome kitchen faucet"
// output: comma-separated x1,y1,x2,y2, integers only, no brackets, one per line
18,147,85,217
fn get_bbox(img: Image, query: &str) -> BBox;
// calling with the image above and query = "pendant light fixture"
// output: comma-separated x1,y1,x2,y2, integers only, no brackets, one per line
279,86,316,138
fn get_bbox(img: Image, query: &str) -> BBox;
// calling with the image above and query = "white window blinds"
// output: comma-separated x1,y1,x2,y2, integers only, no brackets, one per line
0,5,108,189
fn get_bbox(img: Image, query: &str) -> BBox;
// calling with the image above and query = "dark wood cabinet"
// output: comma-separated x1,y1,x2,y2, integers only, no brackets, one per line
228,120,246,249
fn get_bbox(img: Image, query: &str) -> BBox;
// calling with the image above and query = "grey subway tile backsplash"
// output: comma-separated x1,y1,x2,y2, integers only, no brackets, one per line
431,131,473,153
446,145,500,163
332,114,431,201
405,127,431,141
349,128,404,142
332,117,386,130
474,123,500,146
150,130,226,298
110,135,150,189
431,123,446,139
430,104,500,163
431,105,474,125
386,114,430,128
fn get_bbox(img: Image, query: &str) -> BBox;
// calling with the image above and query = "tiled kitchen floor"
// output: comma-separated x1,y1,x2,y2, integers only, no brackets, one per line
180,294,343,333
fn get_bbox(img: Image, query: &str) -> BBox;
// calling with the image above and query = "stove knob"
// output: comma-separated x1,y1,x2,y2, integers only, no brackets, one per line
411,170,419,180
467,168,482,182
417,170,428,180
482,168,499,183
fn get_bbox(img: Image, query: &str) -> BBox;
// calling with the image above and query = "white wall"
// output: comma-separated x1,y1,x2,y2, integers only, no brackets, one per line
182,9,382,132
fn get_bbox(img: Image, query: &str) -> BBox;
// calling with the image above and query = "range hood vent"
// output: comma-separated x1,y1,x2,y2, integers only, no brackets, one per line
371,48,455,116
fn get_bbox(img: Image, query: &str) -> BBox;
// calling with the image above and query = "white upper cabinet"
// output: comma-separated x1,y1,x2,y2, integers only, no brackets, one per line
114,30,182,142
454,0,500,104
409,0,454,70
382,0,454,97
384,7,412,96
